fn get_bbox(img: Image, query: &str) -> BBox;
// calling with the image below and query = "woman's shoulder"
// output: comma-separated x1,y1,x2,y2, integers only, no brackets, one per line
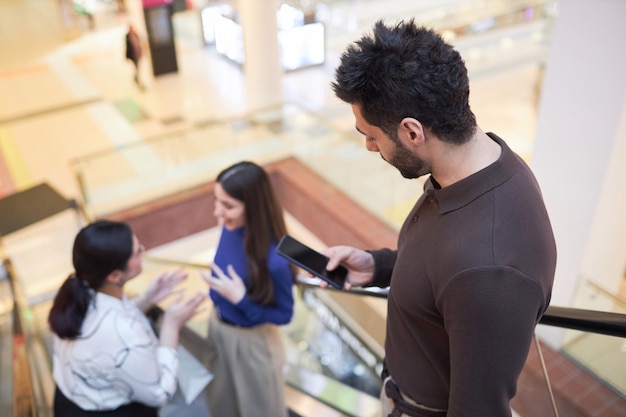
81,294,152,339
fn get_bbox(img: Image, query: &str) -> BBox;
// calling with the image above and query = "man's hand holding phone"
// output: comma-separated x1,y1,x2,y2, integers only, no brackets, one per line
322,245,376,290
276,235,348,289
276,235,375,290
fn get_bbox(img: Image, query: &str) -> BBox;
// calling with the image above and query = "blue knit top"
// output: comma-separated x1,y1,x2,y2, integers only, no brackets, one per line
210,226,295,327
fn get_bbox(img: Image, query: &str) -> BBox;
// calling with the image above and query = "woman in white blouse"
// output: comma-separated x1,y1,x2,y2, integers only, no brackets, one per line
48,220,207,417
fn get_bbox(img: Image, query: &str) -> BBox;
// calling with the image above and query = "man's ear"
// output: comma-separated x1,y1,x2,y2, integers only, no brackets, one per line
398,117,426,149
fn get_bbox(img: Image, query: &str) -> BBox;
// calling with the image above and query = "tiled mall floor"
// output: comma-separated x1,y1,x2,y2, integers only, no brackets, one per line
0,0,546,201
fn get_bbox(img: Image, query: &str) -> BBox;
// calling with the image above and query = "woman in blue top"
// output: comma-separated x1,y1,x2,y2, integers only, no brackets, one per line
201,161,296,417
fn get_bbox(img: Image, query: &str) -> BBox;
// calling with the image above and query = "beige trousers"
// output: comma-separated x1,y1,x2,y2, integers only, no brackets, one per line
205,311,287,417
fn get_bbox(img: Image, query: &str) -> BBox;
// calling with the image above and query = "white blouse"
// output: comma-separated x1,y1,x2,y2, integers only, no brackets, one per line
52,292,178,410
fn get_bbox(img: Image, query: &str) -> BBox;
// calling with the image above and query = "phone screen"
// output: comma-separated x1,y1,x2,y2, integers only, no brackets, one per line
276,235,347,289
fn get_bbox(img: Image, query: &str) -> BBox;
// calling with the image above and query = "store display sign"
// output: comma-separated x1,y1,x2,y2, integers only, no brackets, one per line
200,3,233,44
146,6,173,46
142,0,172,8
212,5,325,71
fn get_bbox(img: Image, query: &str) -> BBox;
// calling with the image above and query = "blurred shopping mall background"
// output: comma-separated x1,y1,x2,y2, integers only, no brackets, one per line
1,0,625,416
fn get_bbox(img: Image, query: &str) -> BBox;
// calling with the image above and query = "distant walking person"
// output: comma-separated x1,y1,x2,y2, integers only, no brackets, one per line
125,25,145,90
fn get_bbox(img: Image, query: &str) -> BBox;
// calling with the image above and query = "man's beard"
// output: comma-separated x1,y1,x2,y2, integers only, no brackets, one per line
385,140,431,179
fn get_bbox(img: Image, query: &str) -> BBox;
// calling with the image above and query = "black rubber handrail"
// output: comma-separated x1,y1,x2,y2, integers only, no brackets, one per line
143,267,626,340
539,305,626,339
295,277,626,339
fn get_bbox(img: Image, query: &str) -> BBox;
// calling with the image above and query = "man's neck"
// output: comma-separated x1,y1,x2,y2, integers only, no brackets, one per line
430,127,501,188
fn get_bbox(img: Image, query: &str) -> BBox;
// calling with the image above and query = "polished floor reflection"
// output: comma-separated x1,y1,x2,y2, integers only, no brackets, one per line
0,0,548,199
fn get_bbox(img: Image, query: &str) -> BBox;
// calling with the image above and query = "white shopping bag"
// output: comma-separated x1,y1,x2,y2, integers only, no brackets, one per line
159,345,213,417
177,345,213,404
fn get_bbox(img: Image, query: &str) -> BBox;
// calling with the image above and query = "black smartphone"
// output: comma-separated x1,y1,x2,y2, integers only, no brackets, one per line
276,235,348,289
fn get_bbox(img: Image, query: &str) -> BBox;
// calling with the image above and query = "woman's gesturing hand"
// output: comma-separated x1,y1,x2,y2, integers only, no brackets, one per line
136,268,188,312
160,291,208,349
201,263,247,304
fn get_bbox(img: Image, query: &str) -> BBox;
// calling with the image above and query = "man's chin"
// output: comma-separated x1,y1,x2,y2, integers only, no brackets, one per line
397,167,426,179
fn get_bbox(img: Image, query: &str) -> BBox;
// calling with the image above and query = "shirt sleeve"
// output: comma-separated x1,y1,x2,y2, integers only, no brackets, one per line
235,254,295,325
367,248,397,288
112,312,179,407
439,266,548,417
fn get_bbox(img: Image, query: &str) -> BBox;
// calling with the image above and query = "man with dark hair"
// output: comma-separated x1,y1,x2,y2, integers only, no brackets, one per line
324,19,557,417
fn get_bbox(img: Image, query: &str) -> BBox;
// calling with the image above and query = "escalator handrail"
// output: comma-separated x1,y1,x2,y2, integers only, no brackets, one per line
295,277,626,339
539,305,626,339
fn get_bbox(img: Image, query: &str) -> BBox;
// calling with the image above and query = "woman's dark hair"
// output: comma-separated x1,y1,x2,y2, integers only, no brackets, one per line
217,161,295,305
48,220,133,339
332,19,476,144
